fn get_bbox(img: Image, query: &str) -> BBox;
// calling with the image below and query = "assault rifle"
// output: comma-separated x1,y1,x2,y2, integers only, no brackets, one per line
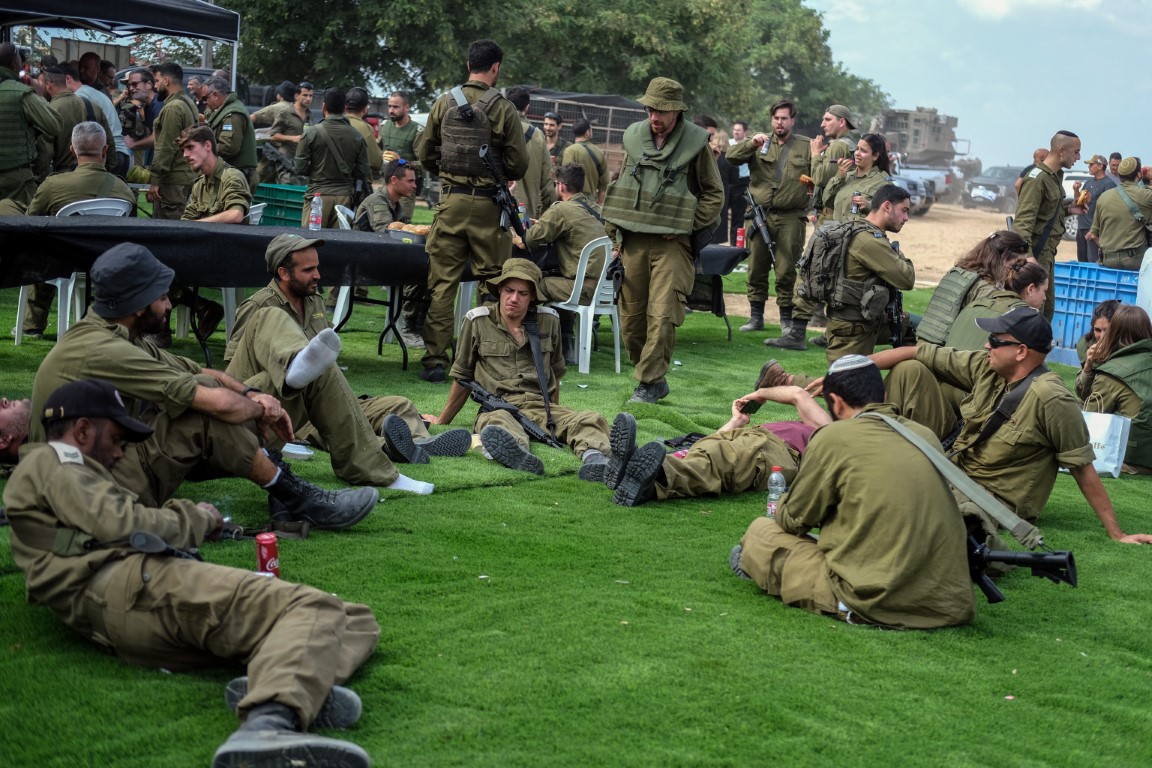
260,142,298,183
459,379,564,449
479,144,527,241
967,533,1077,604
743,190,775,265
885,283,905,347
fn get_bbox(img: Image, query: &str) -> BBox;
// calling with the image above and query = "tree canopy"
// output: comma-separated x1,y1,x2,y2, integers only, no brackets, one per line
217,0,888,127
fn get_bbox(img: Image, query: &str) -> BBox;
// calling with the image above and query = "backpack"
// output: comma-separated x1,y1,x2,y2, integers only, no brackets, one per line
795,220,873,304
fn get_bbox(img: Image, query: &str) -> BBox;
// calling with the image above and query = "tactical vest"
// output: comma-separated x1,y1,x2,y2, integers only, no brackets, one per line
917,267,981,344
439,86,504,179
1095,339,1152,469
600,119,710,235
796,219,873,311
208,94,257,168
0,75,38,171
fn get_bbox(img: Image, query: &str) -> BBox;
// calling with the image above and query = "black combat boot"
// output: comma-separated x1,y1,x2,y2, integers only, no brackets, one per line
739,301,765,332
267,465,378,531
212,702,370,768
764,319,808,351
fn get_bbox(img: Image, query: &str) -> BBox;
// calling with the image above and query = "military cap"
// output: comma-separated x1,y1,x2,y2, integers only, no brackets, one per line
91,243,175,318
265,234,324,274
1087,154,1107,167
638,77,688,113
42,378,153,441
826,104,856,130
483,258,545,304
976,306,1054,353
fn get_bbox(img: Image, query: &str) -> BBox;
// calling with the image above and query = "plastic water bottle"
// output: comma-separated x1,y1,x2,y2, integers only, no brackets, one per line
517,201,529,229
765,466,787,518
308,194,323,230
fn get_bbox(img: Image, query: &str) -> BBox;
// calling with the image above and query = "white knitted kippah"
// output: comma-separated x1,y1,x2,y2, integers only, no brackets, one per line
827,354,875,375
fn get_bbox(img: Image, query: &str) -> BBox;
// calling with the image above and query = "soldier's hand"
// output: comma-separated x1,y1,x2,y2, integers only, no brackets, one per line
1117,533,1152,544
836,157,853,177
197,502,225,539
810,136,826,156
422,413,444,425
805,376,825,396
146,184,161,203
382,150,399,163
751,133,769,148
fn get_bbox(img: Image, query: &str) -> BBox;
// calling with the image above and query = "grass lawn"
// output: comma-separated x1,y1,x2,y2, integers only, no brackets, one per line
1,283,1150,767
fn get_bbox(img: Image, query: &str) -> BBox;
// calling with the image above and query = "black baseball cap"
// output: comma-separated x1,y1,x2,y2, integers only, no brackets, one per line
41,379,153,442
976,306,1054,353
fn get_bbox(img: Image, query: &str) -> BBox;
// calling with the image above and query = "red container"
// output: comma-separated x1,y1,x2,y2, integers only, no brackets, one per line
735,227,746,248
256,532,280,577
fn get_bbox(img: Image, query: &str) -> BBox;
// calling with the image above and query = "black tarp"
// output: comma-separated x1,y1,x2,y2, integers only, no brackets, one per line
0,0,240,42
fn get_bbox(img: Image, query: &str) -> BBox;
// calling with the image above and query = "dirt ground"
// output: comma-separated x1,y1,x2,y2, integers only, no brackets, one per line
726,202,1078,323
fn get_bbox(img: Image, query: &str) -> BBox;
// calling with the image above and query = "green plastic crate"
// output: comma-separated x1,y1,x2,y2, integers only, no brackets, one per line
253,183,307,227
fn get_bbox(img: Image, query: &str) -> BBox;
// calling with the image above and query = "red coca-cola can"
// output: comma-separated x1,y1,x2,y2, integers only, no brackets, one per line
735,227,746,248
255,532,280,578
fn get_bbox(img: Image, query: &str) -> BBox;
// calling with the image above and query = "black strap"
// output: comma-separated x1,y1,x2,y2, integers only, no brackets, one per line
523,314,557,437
944,365,1049,456
580,142,604,176
1114,184,1149,224
524,124,537,143
80,95,96,123
573,196,603,224
314,123,353,177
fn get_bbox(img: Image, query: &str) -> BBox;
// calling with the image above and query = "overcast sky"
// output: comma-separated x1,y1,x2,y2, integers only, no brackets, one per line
805,0,1150,170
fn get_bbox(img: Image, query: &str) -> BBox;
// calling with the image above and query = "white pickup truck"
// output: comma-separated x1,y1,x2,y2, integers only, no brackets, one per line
893,165,954,202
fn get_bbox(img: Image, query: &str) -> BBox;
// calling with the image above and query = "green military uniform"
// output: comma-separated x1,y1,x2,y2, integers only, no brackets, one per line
0,66,61,205
944,290,1026,351
1081,339,1152,471
250,100,286,128
206,92,258,189
886,344,1096,523
378,117,422,220
548,137,570,167
1013,164,1067,318
30,314,264,506
19,163,135,334
223,288,401,485
523,192,608,303
825,166,892,224
180,158,251,221
149,90,198,219
257,103,308,184
4,440,379,726
737,403,974,629
416,80,529,373
294,115,369,228
562,138,610,203
810,133,857,224
347,114,383,180
514,119,554,218
45,89,114,173
824,223,915,362
450,304,609,455
727,134,812,311
1090,181,1152,270
916,267,994,345
657,423,809,501
601,117,724,387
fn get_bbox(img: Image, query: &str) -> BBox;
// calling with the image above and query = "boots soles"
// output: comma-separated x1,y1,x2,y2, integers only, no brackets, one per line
480,426,544,475
382,415,430,465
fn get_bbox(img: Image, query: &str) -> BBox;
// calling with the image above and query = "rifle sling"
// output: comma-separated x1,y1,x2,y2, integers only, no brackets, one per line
946,365,1049,457
860,412,1043,550
314,123,353,178
524,316,557,437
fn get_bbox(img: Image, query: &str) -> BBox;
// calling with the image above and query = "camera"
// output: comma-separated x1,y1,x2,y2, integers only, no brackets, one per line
119,99,150,140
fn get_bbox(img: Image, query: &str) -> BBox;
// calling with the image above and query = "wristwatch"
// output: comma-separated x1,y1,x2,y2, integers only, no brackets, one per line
241,386,263,398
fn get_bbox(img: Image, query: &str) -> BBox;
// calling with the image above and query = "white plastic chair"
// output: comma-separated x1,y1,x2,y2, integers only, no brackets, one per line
15,197,133,345
545,236,619,374
332,205,357,327
247,202,267,225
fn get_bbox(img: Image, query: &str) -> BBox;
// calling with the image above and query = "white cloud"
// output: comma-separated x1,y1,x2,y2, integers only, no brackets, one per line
964,0,1102,20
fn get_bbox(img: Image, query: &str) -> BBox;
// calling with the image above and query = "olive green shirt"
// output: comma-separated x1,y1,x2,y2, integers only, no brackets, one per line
811,133,858,209
294,115,369,195
915,343,1096,522
46,90,114,173
1080,368,1139,417
4,441,212,637
269,104,309,151
450,305,564,402
416,80,529,187
845,222,916,289
524,193,607,281
1090,181,1152,254
826,167,891,223
149,90,198,184
347,114,383,179
181,159,251,221
250,100,287,128
1013,163,1067,259
944,290,1026,351
352,189,407,232
516,119,555,217
777,402,974,629
726,133,812,212
25,161,134,216
30,314,203,443
561,138,610,202
225,280,329,362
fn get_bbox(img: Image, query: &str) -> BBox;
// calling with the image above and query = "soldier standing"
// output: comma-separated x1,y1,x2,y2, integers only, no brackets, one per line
0,43,61,205
146,62,198,220
203,77,258,191
378,90,423,219
294,88,369,229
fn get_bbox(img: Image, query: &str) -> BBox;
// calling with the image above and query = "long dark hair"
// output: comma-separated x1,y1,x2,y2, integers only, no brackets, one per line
1097,305,1152,361
956,231,1031,283
860,133,890,175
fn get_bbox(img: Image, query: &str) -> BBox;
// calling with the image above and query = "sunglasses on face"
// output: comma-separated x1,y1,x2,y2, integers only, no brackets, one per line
987,335,1023,349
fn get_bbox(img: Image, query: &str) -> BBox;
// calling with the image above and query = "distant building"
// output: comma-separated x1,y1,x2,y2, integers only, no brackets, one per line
880,107,958,165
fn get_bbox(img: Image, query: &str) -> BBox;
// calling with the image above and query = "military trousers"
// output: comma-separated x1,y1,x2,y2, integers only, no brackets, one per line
153,182,192,220
473,393,609,456
738,516,846,620
84,555,379,730
824,316,887,362
617,231,694,385
1034,243,1058,321
22,282,57,333
1098,248,1143,271
0,167,37,206
746,211,806,309
540,275,596,304
658,427,798,501
883,360,958,439
422,189,512,369
299,190,353,229
111,381,264,507
224,306,399,486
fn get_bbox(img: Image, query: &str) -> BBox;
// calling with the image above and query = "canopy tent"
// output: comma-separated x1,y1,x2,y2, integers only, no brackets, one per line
0,0,240,43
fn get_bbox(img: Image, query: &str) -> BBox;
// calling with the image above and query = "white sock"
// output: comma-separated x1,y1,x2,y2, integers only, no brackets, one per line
387,473,435,495
285,328,341,389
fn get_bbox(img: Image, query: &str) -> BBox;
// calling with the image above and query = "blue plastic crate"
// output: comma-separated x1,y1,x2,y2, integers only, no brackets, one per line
1050,261,1139,351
